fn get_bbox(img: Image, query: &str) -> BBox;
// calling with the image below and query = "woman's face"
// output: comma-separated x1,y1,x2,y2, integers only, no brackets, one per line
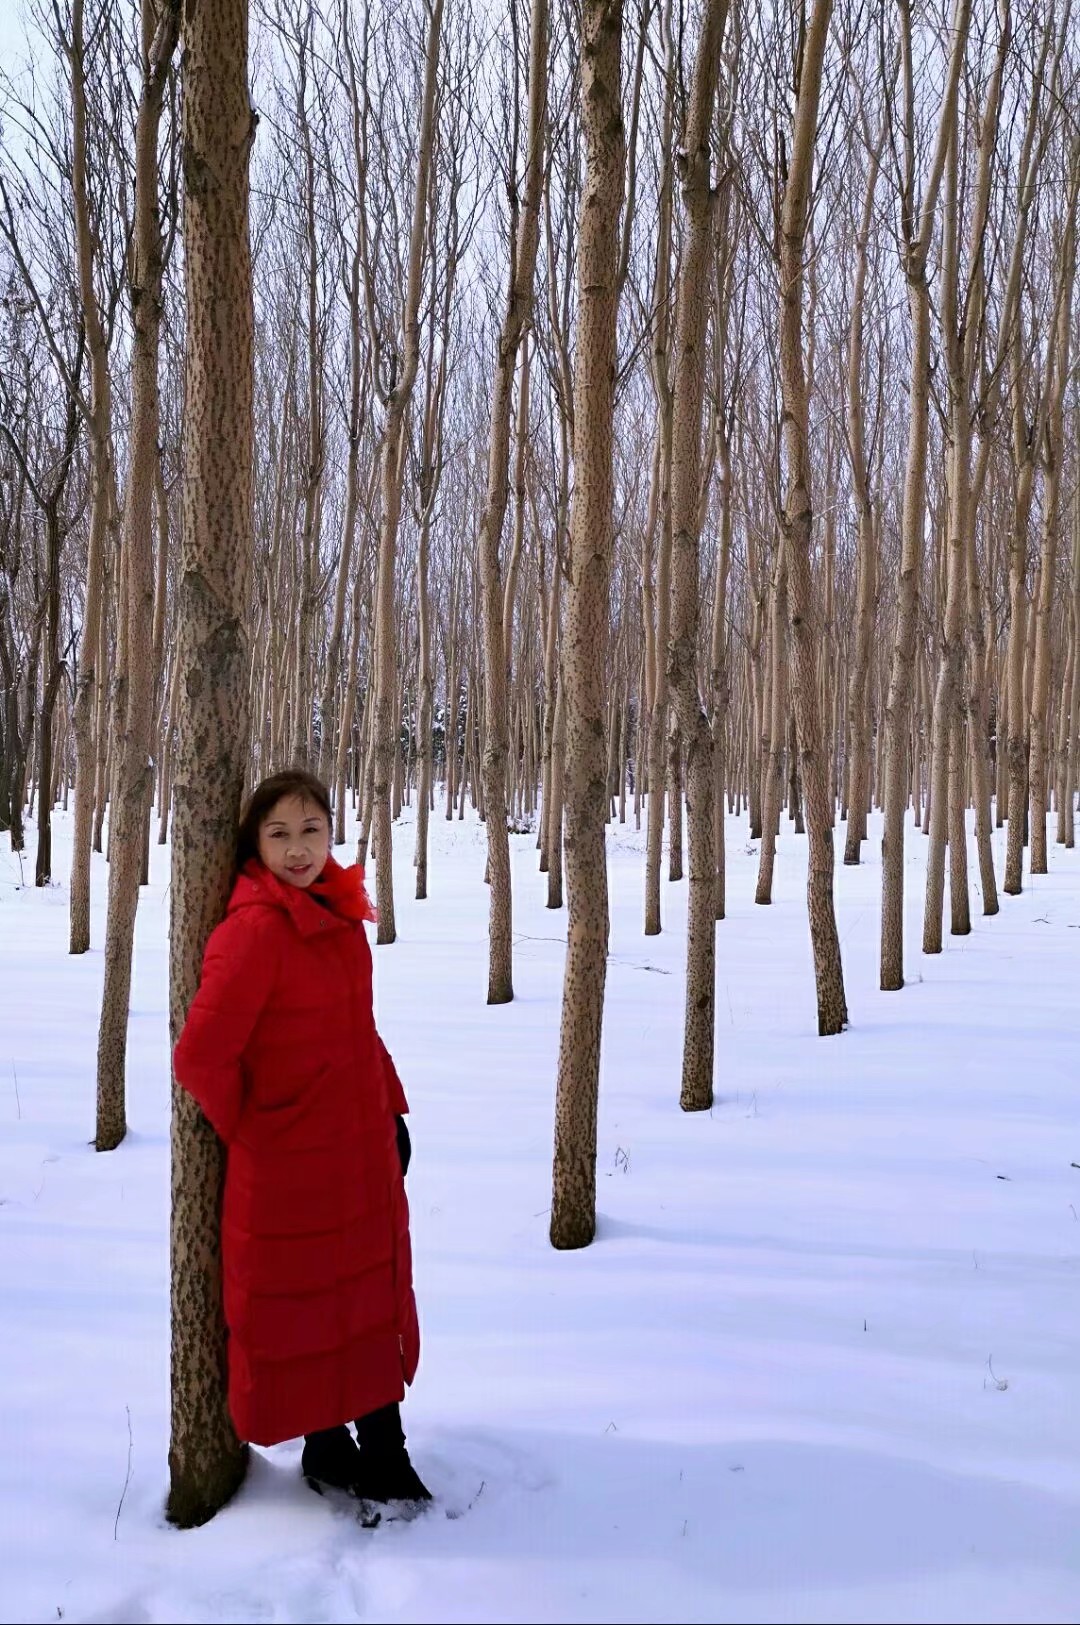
257,794,331,889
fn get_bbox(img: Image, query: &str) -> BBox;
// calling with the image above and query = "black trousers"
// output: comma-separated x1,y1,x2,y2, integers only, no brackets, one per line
306,1401,404,1452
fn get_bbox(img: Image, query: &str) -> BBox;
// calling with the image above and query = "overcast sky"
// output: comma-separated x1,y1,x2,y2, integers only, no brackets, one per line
0,0,43,125
0,1,33,64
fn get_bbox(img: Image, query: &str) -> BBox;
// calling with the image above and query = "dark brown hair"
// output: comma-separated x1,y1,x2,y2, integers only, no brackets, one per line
236,770,333,870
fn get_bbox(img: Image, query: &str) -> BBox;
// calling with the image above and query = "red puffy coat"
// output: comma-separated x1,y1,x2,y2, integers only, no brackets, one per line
173,854,420,1447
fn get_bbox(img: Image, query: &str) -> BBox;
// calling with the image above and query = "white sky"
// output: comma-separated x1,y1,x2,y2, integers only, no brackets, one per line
0,1,34,68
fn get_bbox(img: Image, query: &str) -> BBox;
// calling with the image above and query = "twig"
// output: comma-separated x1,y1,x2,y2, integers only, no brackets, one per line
114,1406,133,1540
11,1063,20,1121
985,1355,1008,1392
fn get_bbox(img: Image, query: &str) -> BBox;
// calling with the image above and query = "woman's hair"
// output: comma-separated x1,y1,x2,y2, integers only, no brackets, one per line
236,770,333,869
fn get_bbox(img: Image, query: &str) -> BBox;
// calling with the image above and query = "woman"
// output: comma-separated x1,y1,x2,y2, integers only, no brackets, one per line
174,769,429,1505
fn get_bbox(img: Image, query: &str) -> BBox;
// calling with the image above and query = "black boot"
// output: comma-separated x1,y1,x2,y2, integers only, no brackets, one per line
352,1403,432,1503
301,1425,364,1495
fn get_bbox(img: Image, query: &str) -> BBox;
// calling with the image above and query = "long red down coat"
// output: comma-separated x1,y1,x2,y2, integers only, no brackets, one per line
173,854,420,1447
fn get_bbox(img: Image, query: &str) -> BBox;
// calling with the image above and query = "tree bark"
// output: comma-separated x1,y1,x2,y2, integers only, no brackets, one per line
550,0,624,1250
368,0,443,945
167,0,256,1529
1029,175,1077,873
777,0,847,1035
923,126,971,952
96,0,180,1154
68,0,116,955
477,0,547,1002
666,0,727,1109
880,0,971,989
843,123,883,866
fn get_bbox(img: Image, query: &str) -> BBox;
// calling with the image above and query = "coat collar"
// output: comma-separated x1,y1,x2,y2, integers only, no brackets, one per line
231,854,377,937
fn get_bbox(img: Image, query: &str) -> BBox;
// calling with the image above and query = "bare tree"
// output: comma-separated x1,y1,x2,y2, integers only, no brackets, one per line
96,0,180,1153
167,0,257,1529
550,0,625,1250
776,0,847,1034
879,0,971,991
477,0,548,1002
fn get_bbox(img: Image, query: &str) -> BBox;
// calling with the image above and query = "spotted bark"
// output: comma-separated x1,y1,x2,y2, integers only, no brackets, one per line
96,0,180,1155
550,0,624,1251
777,0,847,1036
68,0,115,956
478,0,548,1003
880,0,971,989
167,0,256,1529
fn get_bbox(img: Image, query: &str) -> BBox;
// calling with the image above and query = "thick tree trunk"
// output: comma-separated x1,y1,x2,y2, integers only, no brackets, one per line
97,0,180,1155
369,0,443,946
477,0,547,1001
415,504,434,897
546,662,566,909
923,131,971,953
550,0,624,1251
842,128,882,866
1003,453,1035,895
318,249,364,785
1061,494,1080,848
755,547,786,905
643,18,675,937
709,429,732,918
880,0,970,988
68,0,115,955
777,0,847,1035
666,0,727,1110
167,0,255,1529
1029,200,1076,873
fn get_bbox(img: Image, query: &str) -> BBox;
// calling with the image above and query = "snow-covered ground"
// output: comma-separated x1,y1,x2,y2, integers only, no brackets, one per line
1,799,1078,1624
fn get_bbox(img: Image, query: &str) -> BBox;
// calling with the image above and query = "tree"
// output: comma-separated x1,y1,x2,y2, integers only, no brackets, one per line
352,0,444,945
550,0,625,1251
477,0,548,1003
879,0,971,991
95,0,180,1154
167,0,257,1529
777,0,847,1035
666,0,728,1108
67,0,120,957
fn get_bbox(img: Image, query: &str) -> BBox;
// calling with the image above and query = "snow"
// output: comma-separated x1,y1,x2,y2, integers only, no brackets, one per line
1,802,1078,1624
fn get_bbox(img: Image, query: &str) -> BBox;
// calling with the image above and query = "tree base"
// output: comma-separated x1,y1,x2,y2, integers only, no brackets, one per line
166,1441,248,1530
549,1211,595,1250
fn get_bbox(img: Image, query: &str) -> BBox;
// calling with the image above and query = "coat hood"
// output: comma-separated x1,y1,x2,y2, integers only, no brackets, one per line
228,853,377,935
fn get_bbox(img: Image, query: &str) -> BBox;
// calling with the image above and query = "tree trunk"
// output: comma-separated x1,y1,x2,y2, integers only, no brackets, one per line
167,0,255,1529
842,124,883,866
68,0,115,955
923,128,971,954
477,0,547,1002
1029,192,1076,873
777,0,847,1035
550,0,624,1251
665,0,727,1109
369,0,443,946
755,545,786,905
880,0,970,988
96,0,180,1154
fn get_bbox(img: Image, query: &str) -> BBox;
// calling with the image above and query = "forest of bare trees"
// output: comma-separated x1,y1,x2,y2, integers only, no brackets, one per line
1,0,1078,1521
